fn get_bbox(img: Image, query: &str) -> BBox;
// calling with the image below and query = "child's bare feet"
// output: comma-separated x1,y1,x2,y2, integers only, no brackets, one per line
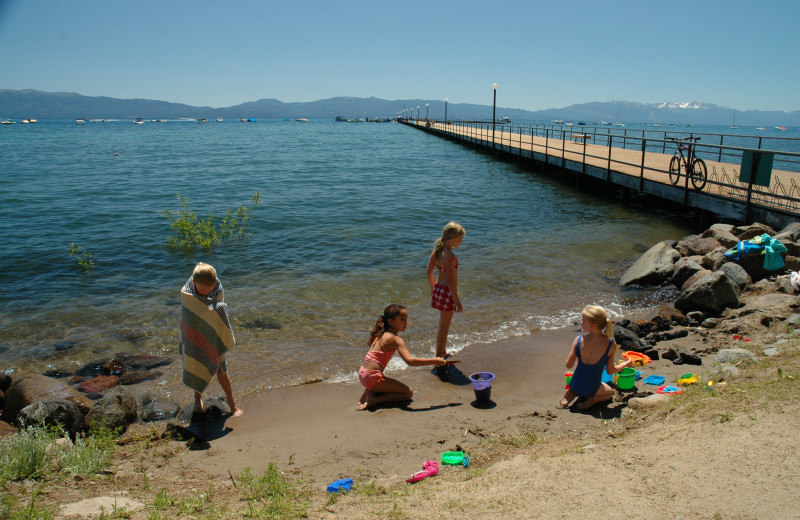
560,397,570,408
231,407,244,417
356,401,369,411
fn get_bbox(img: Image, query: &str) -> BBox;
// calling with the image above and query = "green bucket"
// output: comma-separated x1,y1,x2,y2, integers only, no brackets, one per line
616,367,637,390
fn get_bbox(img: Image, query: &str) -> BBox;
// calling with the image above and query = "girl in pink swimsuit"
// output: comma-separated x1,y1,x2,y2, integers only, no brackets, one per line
426,222,465,360
357,304,447,410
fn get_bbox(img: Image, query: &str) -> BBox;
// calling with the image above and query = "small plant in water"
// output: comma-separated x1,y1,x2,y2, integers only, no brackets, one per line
160,192,262,251
68,242,94,272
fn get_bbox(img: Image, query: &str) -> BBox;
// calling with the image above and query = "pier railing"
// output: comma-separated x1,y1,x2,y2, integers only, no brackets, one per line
411,120,800,224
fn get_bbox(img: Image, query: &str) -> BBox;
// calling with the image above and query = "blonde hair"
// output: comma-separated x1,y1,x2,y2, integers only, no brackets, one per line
582,305,614,338
432,221,465,260
192,262,217,286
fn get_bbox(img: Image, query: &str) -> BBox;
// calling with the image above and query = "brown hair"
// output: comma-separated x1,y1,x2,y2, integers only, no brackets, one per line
368,304,406,345
432,221,465,260
192,262,217,286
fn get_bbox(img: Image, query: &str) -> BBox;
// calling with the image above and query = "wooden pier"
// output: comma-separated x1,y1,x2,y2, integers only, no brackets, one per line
404,120,800,228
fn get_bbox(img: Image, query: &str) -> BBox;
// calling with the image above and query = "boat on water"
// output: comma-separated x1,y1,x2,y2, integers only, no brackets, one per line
498,116,511,123
216,117,223,122
75,118,86,125
756,127,766,131
776,126,788,130
347,118,364,123
553,119,564,124
335,116,347,122
295,118,309,122
134,118,144,124
196,118,207,123
1,119,15,124
28,118,37,123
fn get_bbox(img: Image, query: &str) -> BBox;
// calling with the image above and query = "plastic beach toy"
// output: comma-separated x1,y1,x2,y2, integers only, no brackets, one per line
327,478,354,493
469,372,495,405
564,371,573,389
657,385,683,395
677,373,699,385
642,375,665,386
406,460,439,484
441,451,465,465
622,351,652,366
616,367,637,390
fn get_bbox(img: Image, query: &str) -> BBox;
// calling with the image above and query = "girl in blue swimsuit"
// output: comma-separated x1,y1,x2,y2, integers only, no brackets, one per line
560,305,632,410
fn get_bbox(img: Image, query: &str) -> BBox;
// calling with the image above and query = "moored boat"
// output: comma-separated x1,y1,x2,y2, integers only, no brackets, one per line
75,118,86,125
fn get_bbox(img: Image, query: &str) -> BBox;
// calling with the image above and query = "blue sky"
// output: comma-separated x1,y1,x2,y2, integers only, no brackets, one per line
1,0,798,112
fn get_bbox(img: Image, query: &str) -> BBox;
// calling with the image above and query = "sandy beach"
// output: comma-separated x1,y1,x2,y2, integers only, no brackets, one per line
7,290,800,519
176,320,699,485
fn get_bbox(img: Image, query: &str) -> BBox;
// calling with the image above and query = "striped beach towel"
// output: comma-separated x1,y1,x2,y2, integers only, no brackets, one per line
180,277,235,393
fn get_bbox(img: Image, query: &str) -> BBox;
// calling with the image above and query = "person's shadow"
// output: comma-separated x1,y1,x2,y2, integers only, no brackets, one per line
167,396,236,449
431,364,472,386
365,400,463,413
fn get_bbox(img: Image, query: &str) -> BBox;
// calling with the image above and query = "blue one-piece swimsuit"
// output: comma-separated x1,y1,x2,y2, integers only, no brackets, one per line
569,336,613,398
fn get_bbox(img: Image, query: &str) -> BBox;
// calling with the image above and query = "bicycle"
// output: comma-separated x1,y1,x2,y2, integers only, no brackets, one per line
668,136,707,190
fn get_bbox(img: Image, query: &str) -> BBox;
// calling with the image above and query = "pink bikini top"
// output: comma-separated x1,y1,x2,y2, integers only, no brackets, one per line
436,257,459,273
364,348,396,369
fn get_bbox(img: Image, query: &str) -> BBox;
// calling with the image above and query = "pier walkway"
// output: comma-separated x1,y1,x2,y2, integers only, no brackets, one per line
404,120,800,227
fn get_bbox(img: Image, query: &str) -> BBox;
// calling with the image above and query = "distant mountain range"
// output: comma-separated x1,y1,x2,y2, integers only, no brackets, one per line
1,89,797,126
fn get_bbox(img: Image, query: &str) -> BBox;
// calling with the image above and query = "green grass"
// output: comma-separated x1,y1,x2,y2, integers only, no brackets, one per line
238,464,311,519
0,424,118,485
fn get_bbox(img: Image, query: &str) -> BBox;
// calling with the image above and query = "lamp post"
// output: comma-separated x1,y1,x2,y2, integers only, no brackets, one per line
444,98,448,125
417,105,420,121
425,103,429,120
492,83,498,146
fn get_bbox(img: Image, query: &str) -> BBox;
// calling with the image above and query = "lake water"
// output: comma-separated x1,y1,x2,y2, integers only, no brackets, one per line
0,118,752,399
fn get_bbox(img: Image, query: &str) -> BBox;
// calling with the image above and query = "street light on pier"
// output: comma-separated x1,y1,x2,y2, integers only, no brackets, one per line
492,83,498,146
417,105,420,121
444,98,448,124
426,103,429,120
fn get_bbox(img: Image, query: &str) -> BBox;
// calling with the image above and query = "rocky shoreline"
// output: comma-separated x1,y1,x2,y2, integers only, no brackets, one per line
2,220,799,441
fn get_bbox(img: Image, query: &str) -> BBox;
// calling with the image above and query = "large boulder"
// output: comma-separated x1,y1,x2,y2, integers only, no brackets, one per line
732,222,776,241
675,271,741,315
84,386,138,434
613,325,641,351
0,373,12,393
672,257,705,288
620,242,681,287
701,227,739,248
717,262,752,291
681,269,713,292
0,420,17,438
3,373,93,425
676,236,723,257
18,399,84,438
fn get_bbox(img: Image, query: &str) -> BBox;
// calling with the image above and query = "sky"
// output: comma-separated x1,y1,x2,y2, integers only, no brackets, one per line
1,0,798,113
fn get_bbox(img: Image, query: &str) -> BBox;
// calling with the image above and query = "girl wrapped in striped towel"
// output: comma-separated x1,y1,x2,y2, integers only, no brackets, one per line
180,262,244,417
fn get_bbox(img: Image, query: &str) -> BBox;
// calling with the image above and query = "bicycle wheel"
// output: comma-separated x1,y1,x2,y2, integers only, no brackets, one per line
668,154,682,185
690,158,707,190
